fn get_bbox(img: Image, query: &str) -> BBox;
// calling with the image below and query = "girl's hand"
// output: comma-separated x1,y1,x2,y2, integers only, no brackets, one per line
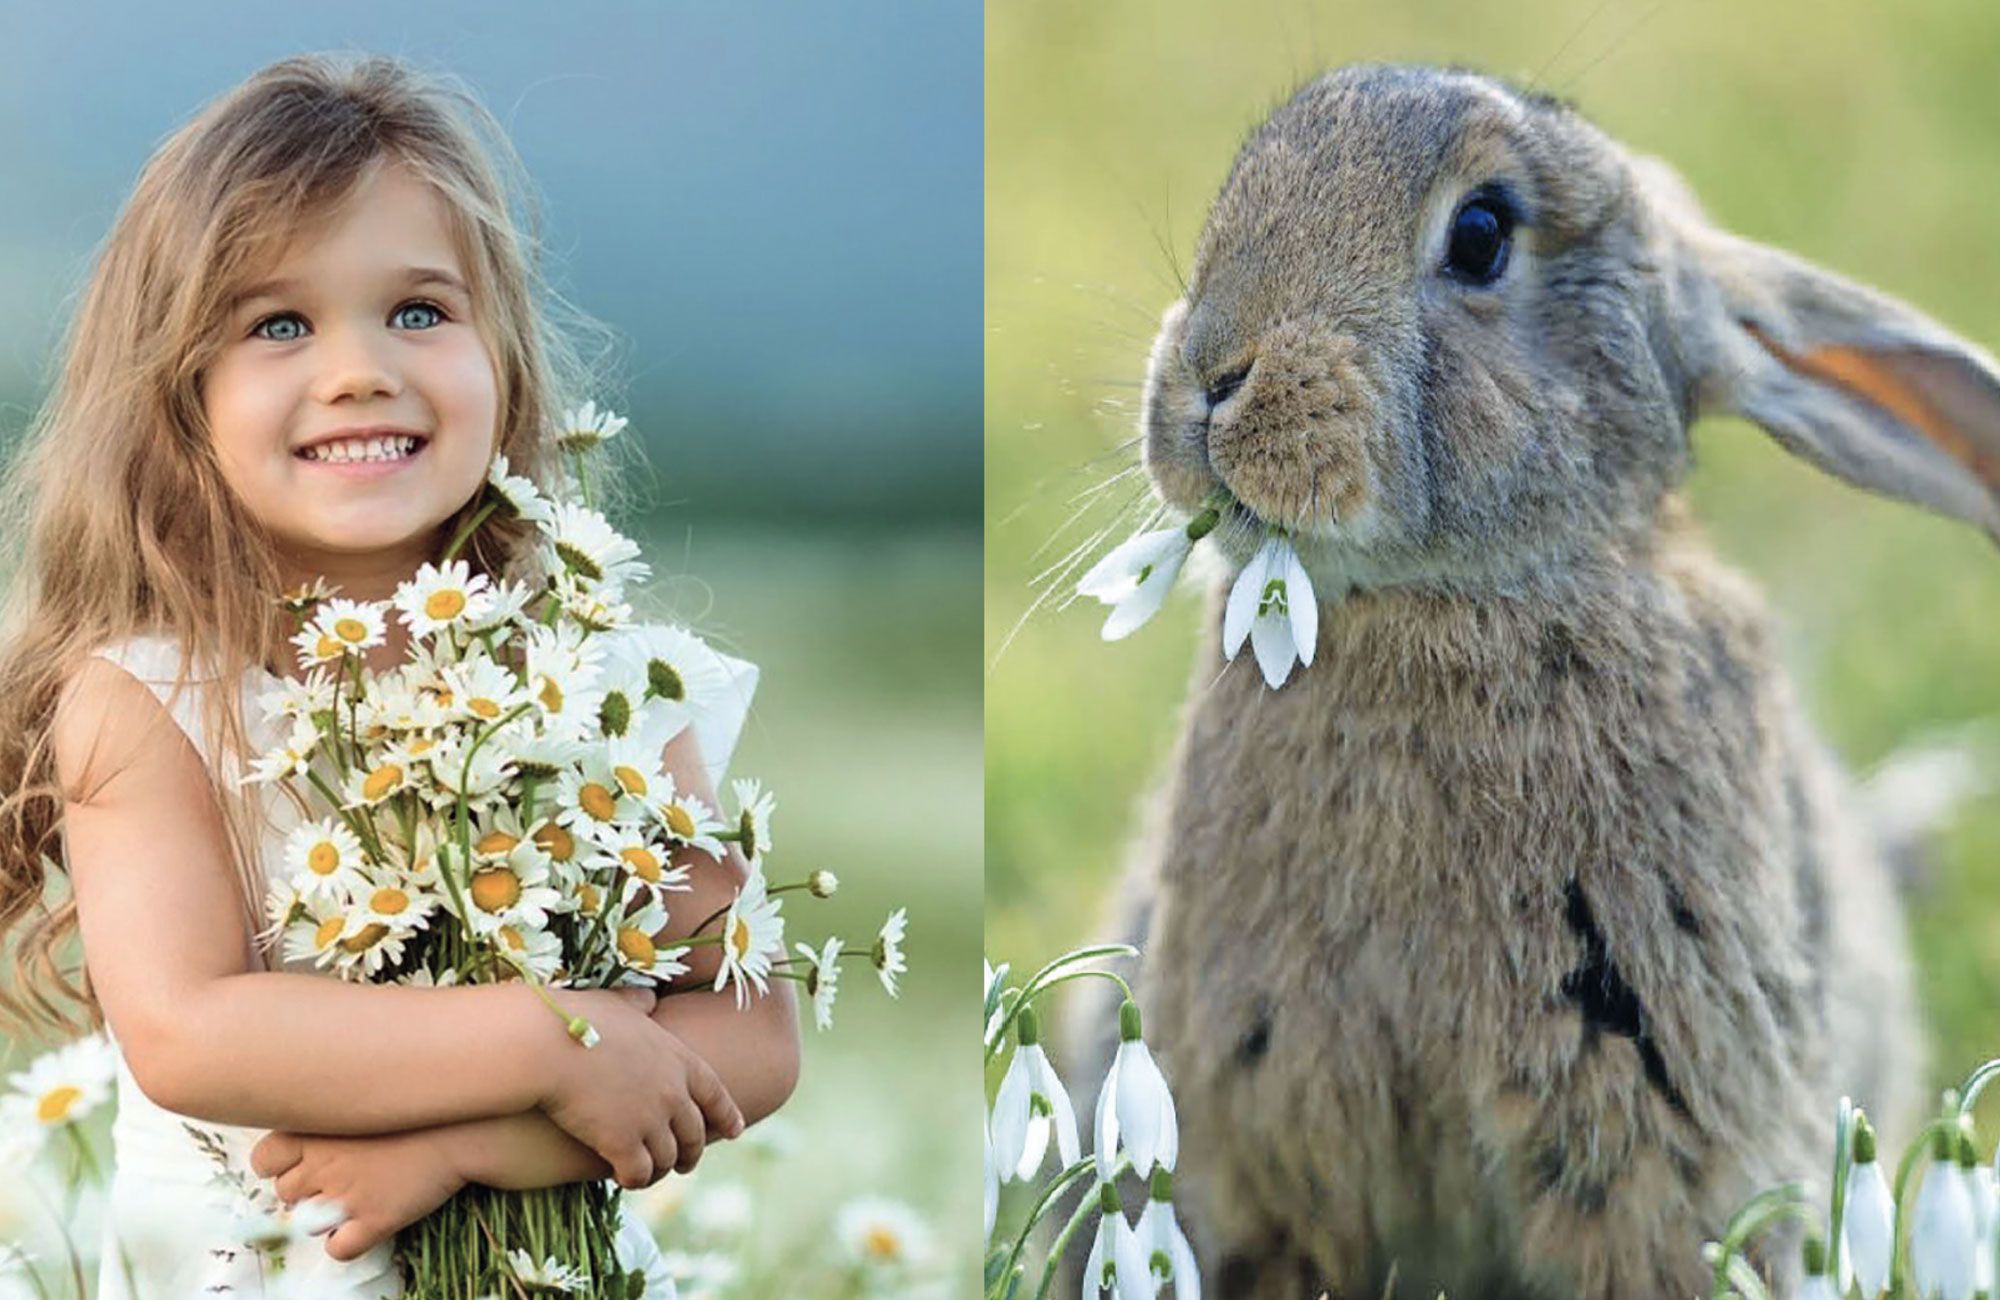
539,986,745,1189
249,1128,466,1263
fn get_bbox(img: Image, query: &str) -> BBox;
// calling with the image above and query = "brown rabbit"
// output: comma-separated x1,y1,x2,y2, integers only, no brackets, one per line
1069,63,2000,1299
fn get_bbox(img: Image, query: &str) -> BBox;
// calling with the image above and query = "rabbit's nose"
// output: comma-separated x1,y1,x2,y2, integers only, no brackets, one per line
1202,360,1254,412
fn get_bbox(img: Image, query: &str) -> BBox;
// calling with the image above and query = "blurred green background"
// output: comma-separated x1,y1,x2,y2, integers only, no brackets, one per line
986,0,2000,1142
0,5,981,1295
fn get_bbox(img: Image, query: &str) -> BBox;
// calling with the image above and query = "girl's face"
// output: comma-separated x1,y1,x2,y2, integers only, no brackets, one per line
201,158,499,588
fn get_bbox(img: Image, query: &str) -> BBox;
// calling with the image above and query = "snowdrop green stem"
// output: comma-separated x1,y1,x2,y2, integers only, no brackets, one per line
991,1155,1097,1296
1827,1097,1856,1286
1958,1063,2000,1117
1029,1156,1134,1300
983,944,1137,1061
1707,1183,1810,1300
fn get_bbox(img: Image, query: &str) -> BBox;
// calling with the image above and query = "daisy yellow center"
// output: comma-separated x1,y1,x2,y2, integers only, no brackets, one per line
863,1227,902,1261
538,676,563,712
579,883,602,912
362,764,404,801
729,916,752,960
617,927,656,966
471,869,522,914
578,782,618,821
662,803,696,839
469,698,501,719
37,1085,82,1125
315,633,342,659
424,589,467,621
613,765,648,796
534,823,576,863
498,926,527,952
620,846,662,882
333,617,369,643
313,917,345,950
307,842,340,876
436,688,456,708
340,922,389,953
475,831,520,856
370,887,410,916
409,737,436,755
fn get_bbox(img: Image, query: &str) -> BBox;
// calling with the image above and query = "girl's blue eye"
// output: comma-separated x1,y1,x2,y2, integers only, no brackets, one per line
249,299,449,342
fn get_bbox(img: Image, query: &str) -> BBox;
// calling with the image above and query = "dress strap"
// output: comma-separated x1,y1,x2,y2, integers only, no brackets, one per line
87,633,223,767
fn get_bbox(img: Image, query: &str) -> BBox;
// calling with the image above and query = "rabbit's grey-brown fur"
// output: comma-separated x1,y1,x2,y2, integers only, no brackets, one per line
1070,63,2000,1298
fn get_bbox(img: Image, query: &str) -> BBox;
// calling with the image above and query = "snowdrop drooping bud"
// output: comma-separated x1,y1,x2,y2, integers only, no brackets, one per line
1093,1000,1180,1181
990,1007,1081,1182
1135,1167,1202,1300
1844,1115,1895,1300
1083,1181,1152,1300
1221,534,1318,689
1971,1152,1998,1298
1797,1234,1840,1300
1910,1129,1978,1300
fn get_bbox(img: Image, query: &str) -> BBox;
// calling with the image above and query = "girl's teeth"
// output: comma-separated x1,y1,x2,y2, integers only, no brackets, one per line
303,436,420,463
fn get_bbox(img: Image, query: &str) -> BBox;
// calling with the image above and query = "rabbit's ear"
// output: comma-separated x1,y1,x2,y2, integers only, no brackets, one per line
1649,157,2000,543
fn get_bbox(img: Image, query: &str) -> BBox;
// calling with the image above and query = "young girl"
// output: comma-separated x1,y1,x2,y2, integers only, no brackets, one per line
0,53,798,1297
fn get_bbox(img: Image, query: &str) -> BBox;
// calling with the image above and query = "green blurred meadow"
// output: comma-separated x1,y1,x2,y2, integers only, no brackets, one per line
986,0,2000,1146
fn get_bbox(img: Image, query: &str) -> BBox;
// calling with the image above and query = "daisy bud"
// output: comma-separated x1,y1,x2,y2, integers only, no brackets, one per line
1845,1116,1894,1299
808,870,839,899
1911,1128,1978,1300
566,1015,600,1049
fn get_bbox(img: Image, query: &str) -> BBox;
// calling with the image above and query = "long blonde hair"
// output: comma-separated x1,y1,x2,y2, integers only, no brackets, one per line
0,52,630,1034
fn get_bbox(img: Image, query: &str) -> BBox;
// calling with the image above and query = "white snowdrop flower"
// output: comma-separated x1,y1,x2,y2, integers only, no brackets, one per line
1221,533,1318,689
1083,1182,1152,1300
393,560,494,639
990,1006,1080,1182
486,453,553,527
984,1122,999,1242
1093,1000,1179,1181
1136,1168,1201,1300
1076,508,1216,642
1972,1158,1999,1297
555,399,629,452
1844,1119,1895,1300
833,1195,930,1269
1911,1134,1978,1300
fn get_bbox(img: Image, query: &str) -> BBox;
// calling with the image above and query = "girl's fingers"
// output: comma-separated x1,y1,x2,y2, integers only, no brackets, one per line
683,1056,743,1138
609,1143,653,1191
275,1166,313,1205
323,1218,376,1263
669,1096,705,1175
642,1126,678,1189
249,1131,301,1179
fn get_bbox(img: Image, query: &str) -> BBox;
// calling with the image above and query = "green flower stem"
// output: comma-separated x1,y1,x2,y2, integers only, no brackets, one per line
986,959,1137,1064
1708,1183,1810,1300
1723,1255,1775,1300
1828,1097,1855,1287
993,1156,1095,1294
571,450,594,510
22,1174,87,1300
1956,1057,2000,1117
1889,1115,1964,1297
988,948,1144,1056
302,766,386,864
442,501,501,565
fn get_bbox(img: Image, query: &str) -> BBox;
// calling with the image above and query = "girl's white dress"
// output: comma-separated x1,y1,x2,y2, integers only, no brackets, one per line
83,631,758,1299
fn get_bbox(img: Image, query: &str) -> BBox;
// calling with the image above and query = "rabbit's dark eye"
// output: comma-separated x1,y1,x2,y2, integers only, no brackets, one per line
1444,188,1516,286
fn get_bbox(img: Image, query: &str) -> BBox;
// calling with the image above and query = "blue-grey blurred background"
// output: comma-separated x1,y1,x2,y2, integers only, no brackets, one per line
0,5,979,1296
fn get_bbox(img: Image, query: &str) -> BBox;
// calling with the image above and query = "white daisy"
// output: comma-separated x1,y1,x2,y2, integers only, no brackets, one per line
599,622,733,741
487,921,565,983
712,867,784,1010
554,579,632,633
554,400,629,453
240,715,325,787
422,734,517,809
278,575,339,615
0,1033,117,1146
486,453,553,527
341,756,416,809
727,779,775,863
281,818,368,902
254,669,337,726
464,575,539,632
523,625,609,740
609,894,690,986
356,675,455,735
505,1247,586,1292
594,826,690,892
553,753,649,835
833,1196,931,1270
354,876,440,933
309,598,390,658
282,893,358,971
393,560,495,640
436,655,533,734
795,936,842,1031
541,502,649,595
460,845,564,936
650,778,727,860
873,908,908,998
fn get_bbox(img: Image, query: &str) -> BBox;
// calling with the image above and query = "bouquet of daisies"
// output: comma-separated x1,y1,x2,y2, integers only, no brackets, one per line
230,404,909,1298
